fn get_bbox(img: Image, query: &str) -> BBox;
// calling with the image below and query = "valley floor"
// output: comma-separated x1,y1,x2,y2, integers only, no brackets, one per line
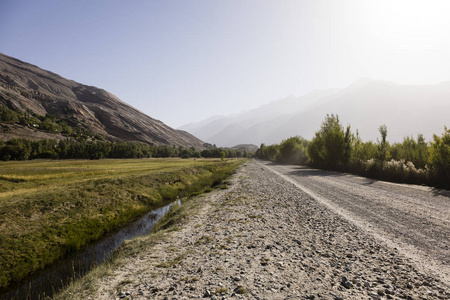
60,161,449,300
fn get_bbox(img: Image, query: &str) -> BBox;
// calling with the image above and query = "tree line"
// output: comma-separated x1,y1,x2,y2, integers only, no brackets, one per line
0,138,253,161
0,101,254,160
256,114,450,189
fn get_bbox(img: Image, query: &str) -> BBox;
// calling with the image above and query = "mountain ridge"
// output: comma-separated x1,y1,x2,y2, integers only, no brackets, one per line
179,79,450,147
0,52,204,148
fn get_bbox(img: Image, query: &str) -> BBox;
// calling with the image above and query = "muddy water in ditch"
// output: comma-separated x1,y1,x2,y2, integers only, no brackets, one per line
1,200,181,300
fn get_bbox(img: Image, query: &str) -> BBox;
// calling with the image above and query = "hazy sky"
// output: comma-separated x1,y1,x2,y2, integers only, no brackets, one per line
2,0,450,128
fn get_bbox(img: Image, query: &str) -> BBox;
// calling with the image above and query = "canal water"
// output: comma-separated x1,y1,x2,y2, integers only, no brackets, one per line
1,200,181,300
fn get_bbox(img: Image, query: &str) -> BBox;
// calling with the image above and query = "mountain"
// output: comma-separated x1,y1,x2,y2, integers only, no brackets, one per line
0,52,204,148
179,79,450,146
228,144,259,153
179,88,340,145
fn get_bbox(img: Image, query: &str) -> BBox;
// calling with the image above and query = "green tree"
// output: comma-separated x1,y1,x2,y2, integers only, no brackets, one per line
264,145,279,161
307,114,349,168
256,143,266,159
277,136,309,165
376,125,389,161
429,127,450,178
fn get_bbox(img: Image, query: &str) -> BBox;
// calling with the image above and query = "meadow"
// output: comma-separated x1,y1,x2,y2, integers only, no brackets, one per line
0,158,243,289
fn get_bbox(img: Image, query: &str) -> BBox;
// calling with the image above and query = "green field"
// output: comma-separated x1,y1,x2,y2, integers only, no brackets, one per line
0,158,243,289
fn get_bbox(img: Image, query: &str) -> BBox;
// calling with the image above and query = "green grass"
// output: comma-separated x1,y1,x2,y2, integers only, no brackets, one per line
0,158,243,289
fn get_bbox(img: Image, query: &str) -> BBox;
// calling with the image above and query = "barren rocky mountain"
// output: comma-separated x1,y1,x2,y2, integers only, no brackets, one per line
0,52,204,148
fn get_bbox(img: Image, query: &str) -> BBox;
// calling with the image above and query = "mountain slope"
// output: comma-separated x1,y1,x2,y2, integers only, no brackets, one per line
0,52,204,148
180,79,450,146
179,89,339,144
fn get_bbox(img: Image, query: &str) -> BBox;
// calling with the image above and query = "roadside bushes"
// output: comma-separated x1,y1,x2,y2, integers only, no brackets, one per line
360,159,428,185
256,136,308,165
306,115,450,188
390,134,429,169
428,127,450,187
277,136,309,165
256,143,279,161
307,114,352,169
257,113,450,189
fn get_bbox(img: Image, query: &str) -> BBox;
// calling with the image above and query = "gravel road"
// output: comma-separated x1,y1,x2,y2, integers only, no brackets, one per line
260,160,450,286
81,160,449,300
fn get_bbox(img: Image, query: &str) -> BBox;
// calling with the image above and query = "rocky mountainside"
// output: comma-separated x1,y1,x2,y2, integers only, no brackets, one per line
180,78,450,146
0,52,204,148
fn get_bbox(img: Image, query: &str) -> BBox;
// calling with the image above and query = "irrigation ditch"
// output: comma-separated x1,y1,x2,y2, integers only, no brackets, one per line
1,199,181,300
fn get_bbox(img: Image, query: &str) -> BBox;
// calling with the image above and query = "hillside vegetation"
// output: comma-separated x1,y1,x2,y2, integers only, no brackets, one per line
0,158,243,289
0,52,203,148
256,114,450,189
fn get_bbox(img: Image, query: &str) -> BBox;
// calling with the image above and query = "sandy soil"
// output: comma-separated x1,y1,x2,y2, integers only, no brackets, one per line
82,161,449,300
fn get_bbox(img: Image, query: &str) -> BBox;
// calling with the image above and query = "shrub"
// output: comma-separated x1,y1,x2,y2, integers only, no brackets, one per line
308,114,351,169
429,127,450,187
276,136,309,165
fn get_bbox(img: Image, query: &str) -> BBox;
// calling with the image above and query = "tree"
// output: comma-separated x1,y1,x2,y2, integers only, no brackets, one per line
429,127,450,177
376,125,389,161
256,144,266,159
343,125,353,165
264,145,279,161
277,136,309,165
307,114,349,168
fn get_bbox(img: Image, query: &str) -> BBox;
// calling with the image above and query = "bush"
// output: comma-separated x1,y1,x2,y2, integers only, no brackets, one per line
429,127,450,187
308,114,351,169
276,136,309,165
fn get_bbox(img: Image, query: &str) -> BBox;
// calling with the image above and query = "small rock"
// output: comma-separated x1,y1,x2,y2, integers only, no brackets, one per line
341,276,353,289
203,289,212,298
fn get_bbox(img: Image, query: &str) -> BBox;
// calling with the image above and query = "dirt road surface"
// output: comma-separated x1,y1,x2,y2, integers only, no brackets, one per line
77,161,449,300
260,161,450,286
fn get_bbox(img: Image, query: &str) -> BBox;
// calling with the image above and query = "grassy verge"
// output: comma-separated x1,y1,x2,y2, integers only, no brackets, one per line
0,158,243,289
54,161,241,300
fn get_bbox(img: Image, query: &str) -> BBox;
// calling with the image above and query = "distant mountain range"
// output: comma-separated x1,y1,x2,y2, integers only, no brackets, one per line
0,52,204,148
179,78,450,146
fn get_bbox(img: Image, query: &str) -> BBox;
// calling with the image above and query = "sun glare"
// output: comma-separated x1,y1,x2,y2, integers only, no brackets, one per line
365,0,450,47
